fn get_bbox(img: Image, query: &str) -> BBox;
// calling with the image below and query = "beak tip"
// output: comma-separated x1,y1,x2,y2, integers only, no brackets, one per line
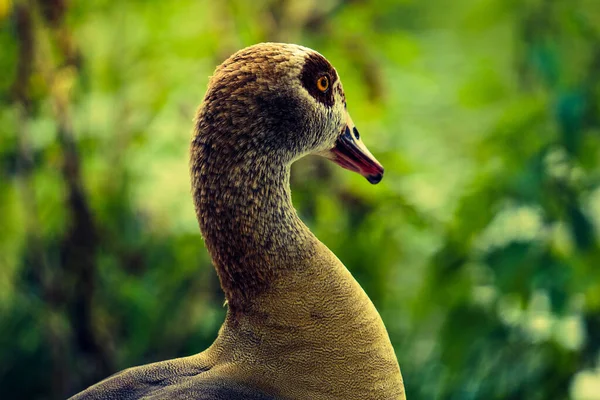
366,171,383,184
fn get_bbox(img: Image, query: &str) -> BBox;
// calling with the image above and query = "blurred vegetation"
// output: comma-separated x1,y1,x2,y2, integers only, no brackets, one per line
1,0,600,399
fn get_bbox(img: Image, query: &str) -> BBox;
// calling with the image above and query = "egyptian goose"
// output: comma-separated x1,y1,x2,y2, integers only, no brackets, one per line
71,43,405,400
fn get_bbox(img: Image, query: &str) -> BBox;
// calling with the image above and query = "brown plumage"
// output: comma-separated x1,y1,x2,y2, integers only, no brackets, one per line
70,43,405,400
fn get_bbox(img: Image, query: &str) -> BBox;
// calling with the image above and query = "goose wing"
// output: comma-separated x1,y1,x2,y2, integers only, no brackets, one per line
69,359,278,400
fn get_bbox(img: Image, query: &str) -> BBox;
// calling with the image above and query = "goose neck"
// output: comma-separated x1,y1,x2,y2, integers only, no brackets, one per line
191,145,315,313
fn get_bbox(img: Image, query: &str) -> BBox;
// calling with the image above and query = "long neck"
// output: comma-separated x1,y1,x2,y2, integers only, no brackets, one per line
190,134,405,400
191,135,317,313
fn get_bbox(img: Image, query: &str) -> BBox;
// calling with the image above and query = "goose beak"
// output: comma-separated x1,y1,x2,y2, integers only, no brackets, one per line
321,114,384,184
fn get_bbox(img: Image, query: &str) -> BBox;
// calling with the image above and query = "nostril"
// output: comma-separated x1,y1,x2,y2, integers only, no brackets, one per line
353,127,360,140
345,126,352,138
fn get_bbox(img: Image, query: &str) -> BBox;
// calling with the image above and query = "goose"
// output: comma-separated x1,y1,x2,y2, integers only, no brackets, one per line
71,42,405,400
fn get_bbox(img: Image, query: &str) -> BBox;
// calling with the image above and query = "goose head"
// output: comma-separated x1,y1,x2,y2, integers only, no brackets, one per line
195,42,384,184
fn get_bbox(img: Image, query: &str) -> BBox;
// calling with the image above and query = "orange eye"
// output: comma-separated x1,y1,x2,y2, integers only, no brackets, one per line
316,75,329,92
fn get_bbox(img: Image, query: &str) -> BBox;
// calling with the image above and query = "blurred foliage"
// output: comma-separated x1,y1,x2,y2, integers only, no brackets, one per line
1,0,600,399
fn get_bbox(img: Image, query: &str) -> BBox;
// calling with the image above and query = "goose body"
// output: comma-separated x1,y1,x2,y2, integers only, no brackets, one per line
71,43,405,400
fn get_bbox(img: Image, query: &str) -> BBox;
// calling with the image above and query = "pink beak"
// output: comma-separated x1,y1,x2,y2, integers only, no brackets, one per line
322,113,384,184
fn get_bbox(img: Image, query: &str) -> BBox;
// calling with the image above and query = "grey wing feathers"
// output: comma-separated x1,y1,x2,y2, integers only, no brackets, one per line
71,382,277,400
69,362,278,400
70,379,278,400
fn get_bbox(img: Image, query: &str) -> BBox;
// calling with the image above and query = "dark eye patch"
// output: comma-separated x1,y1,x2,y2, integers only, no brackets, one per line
300,52,338,108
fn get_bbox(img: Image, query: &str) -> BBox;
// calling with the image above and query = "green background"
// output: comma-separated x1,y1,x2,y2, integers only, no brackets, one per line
1,0,600,399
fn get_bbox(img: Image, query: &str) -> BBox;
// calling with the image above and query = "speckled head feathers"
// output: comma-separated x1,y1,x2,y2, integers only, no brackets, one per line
193,43,348,164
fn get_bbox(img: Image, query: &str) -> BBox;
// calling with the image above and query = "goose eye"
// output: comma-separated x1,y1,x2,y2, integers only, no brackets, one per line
316,75,329,92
